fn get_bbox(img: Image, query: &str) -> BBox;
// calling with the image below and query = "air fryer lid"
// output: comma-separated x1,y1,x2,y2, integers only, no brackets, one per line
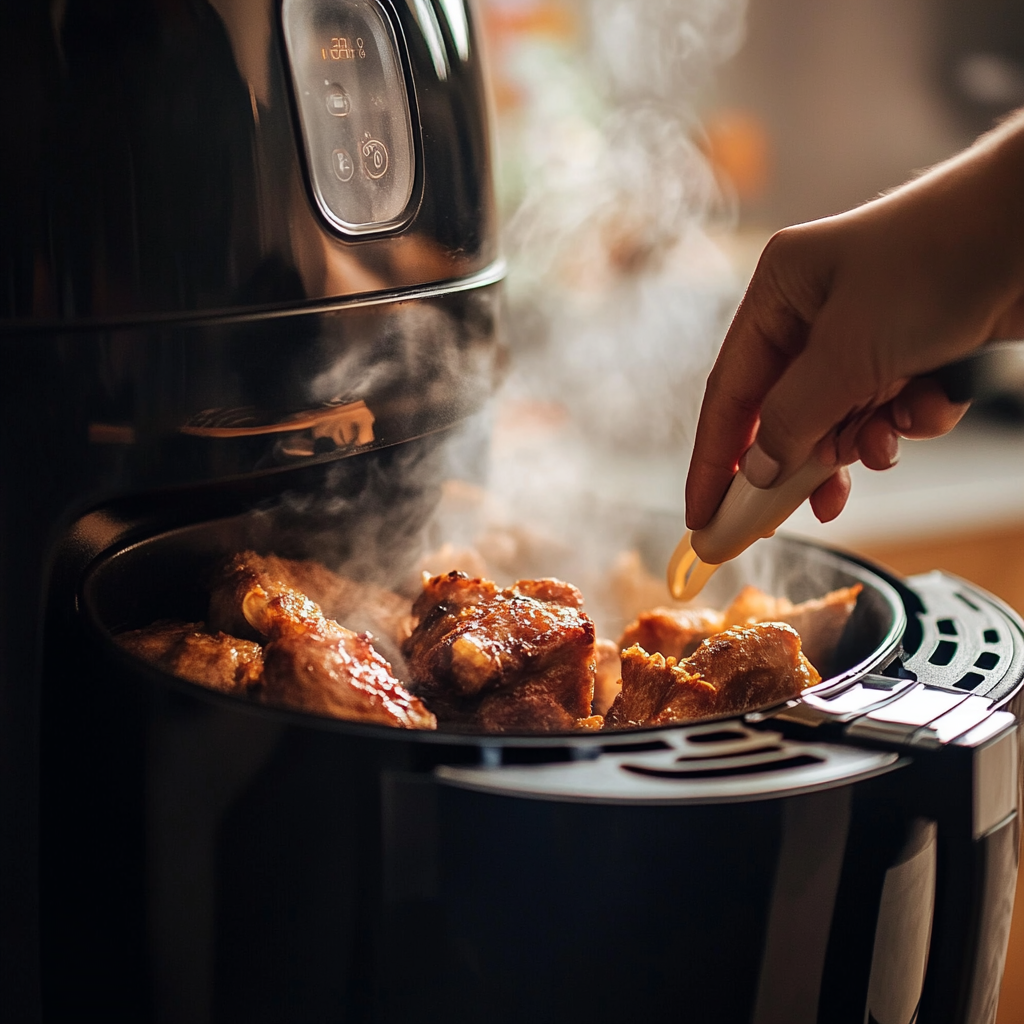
82,516,907,742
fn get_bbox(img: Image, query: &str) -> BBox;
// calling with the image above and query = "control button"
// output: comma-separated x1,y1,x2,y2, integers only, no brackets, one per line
325,87,351,116
332,148,354,182
361,138,389,179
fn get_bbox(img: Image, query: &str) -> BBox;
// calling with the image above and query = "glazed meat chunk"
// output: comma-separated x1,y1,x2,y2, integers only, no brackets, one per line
605,622,820,729
402,571,597,732
618,584,862,673
208,551,413,649
116,620,263,695
210,553,436,729
619,607,725,662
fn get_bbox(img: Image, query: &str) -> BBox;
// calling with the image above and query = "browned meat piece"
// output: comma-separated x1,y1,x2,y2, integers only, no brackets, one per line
604,645,716,729
261,630,435,726
604,623,820,729
720,584,778,627
769,586,863,671
618,607,725,662
116,620,263,695
402,570,596,732
209,551,413,648
721,584,863,669
620,584,862,674
210,554,435,729
651,622,819,724
593,637,623,716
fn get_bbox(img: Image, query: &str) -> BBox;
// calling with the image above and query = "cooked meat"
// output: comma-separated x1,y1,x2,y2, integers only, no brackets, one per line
618,584,862,673
653,622,820,723
605,622,820,729
116,620,263,695
618,607,726,662
720,584,777,627
209,551,413,648
721,584,863,669
402,570,596,732
210,553,436,729
593,637,623,716
767,586,862,671
605,646,716,729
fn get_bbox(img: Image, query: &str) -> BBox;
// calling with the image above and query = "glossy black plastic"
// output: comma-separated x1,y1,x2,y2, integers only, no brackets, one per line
0,0,497,325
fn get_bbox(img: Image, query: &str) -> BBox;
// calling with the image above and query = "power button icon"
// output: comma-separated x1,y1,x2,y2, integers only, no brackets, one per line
361,138,389,179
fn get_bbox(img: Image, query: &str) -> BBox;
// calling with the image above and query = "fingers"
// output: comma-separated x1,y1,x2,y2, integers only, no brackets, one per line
854,413,901,471
809,466,852,523
890,375,971,439
685,233,819,529
846,373,970,477
751,291,889,485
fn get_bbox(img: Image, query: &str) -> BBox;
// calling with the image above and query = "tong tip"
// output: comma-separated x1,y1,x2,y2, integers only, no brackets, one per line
667,531,721,601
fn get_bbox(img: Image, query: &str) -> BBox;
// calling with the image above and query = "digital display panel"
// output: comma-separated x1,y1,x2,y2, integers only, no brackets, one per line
282,0,416,234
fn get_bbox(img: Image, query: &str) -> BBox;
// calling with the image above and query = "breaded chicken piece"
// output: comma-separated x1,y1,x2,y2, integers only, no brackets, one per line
402,570,596,732
604,622,820,729
210,554,435,730
116,620,263,695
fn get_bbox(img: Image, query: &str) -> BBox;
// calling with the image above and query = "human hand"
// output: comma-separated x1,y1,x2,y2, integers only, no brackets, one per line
686,112,1024,531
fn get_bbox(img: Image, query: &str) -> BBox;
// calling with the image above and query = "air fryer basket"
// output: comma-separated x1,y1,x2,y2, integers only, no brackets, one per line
81,511,907,742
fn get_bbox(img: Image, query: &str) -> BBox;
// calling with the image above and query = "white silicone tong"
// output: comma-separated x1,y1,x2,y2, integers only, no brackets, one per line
667,458,836,601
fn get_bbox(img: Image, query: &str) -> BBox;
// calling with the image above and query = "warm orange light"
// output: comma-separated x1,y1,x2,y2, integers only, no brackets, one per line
703,109,770,201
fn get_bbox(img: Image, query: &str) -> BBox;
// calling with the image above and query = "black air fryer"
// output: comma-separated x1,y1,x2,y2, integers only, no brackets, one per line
0,0,500,1019
3,3,1024,1024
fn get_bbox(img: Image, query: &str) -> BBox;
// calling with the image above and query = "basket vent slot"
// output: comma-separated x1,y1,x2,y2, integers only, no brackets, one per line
686,729,748,744
623,754,822,780
599,740,671,755
984,629,1001,644
955,672,986,691
929,641,957,666
675,745,783,763
974,652,1000,670
936,619,957,635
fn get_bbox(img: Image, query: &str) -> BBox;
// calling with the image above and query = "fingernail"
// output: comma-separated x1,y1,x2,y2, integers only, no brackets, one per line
882,431,900,468
892,401,912,434
742,443,781,488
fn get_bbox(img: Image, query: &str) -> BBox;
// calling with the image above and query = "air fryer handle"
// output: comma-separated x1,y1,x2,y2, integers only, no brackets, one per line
920,725,1020,1024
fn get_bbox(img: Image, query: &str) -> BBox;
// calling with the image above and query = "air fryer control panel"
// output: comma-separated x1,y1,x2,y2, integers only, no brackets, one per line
282,0,416,234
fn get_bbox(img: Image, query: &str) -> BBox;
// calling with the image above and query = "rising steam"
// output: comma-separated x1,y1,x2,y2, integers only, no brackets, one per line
497,0,746,459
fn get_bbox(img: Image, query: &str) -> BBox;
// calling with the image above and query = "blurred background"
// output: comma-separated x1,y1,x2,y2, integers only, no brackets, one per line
473,1,1024,1015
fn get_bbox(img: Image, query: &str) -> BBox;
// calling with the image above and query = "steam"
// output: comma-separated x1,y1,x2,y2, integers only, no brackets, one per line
497,0,745,457
232,0,752,639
